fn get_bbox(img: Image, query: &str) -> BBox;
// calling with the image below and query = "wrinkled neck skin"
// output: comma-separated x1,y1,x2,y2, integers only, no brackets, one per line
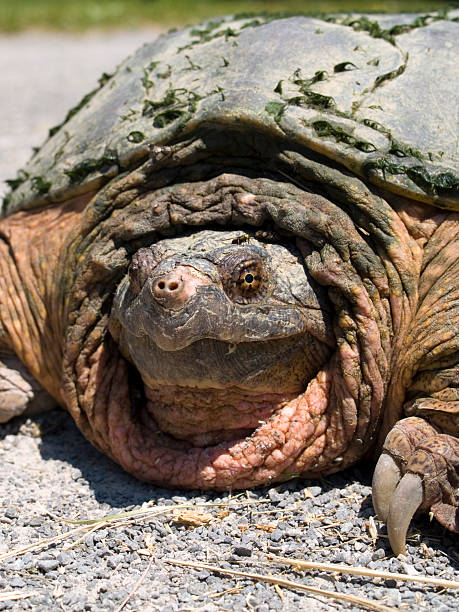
0,133,451,490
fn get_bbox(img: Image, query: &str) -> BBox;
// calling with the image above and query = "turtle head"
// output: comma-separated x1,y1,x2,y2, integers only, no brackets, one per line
109,230,332,447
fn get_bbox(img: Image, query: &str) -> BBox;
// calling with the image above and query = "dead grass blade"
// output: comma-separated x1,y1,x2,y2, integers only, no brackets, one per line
0,523,100,563
0,591,39,602
63,499,267,526
0,499,264,563
114,555,154,612
268,555,459,590
165,559,398,612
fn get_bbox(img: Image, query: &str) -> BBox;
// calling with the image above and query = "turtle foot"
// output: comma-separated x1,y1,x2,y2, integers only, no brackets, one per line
372,416,459,556
0,351,57,423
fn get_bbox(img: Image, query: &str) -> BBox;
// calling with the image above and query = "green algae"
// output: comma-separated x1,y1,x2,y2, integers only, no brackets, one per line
265,101,286,120
127,131,145,143
311,120,376,152
157,65,172,79
334,61,358,72
141,69,154,91
30,176,51,195
388,140,423,160
64,149,118,183
340,15,396,44
142,88,181,116
184,55,202,71
363,158,459,196
5,169,29,192
291,68,328,91
178,20,239,52
326,10,453,49
153,110,186,128
374,61,406,88
47,72,113,139
143,86,201,128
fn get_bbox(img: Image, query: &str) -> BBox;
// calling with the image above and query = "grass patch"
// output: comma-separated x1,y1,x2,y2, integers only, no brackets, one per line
0,0,454,31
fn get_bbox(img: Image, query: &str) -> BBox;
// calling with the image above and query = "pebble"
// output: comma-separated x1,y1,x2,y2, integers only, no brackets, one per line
372,548,386,561
37,558,60,572
233,545,252,557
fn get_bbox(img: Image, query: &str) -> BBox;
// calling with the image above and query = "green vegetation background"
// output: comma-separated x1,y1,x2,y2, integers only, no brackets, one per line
1,0,456,31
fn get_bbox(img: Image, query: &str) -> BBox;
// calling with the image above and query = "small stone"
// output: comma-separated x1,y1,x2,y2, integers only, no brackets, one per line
233,545,252,557
196,570,211,580
372,548,386,561
37,558,60,572
268,490,282,502
57,551,72,565
270,529,283,542
85,533,94,547
9,559,24,571
93,528,109,541
4,507,19,519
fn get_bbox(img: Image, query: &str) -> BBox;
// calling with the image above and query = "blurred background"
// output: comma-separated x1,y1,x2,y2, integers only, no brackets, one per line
0,0,456,30
1,0,456,191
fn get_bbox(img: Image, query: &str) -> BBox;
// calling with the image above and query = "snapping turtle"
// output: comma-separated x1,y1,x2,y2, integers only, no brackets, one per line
1,12,458,556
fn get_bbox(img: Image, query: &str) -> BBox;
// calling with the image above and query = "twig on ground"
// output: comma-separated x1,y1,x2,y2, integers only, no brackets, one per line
0,500,266,563
0,524,98,562
268,555,459,590
0,591,39,602
164,558,399,612
114,555,154,612
64,499,268,526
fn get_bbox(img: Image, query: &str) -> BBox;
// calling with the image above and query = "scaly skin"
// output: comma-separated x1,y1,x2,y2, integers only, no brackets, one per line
0,193,95,403
0,146,457,555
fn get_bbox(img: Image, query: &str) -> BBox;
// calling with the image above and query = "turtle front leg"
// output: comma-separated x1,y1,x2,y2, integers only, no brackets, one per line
372,412,459,556
0,349,57,423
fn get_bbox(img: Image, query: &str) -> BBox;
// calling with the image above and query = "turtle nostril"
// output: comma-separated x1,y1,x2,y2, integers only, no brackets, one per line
152,276,183,300
155,279,180,292
150,266,211,308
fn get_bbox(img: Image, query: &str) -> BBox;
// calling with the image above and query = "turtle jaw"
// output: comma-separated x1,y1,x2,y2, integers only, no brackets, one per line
112,333,333,488
99,350,333,490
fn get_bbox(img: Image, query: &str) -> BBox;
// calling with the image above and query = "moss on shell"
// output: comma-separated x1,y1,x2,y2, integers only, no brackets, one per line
64,149,119,184
48,72,113,139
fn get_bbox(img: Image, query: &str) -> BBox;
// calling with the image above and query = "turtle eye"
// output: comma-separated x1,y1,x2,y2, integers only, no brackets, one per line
221,251,269,304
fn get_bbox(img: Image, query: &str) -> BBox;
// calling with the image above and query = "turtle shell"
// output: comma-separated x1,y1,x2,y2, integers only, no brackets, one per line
3,10,459,216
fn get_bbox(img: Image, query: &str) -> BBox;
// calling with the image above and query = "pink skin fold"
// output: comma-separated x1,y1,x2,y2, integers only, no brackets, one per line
80,344,333,490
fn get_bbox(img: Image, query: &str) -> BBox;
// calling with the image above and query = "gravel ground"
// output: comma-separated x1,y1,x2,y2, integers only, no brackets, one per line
0,30,458,612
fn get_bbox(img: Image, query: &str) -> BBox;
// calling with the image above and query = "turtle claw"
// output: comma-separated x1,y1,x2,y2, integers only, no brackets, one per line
386,473,424,556
372,453,402,522
372,417,459,555
372,454,424,555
